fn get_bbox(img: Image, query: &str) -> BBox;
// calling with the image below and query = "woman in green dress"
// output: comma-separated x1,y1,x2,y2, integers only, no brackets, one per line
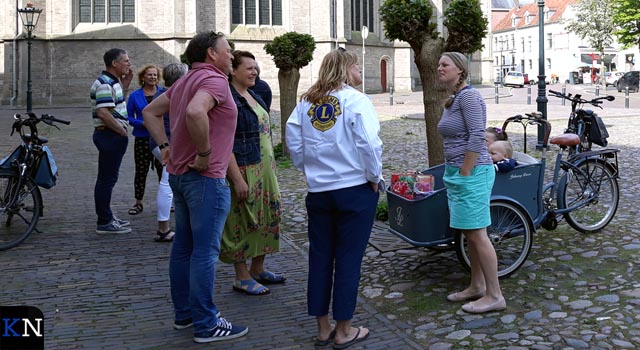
220,50,284,295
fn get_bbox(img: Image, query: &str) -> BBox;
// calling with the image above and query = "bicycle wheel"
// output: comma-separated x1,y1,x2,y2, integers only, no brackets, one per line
0,171,42,251
455,200,534,279
558,160,619,233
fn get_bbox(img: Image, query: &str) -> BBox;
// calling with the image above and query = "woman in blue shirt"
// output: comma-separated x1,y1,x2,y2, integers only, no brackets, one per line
126,64,166,216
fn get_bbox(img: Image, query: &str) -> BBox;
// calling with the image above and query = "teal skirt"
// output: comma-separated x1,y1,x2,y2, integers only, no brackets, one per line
443,164,495,230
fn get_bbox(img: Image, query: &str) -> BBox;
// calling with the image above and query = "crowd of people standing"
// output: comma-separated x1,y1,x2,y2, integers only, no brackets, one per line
89,29,504,348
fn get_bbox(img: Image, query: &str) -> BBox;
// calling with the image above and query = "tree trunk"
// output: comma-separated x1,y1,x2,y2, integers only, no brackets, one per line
277,68,301,157
414,39,448,167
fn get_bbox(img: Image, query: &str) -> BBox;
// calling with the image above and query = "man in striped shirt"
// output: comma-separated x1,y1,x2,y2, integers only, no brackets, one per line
90,48,133,234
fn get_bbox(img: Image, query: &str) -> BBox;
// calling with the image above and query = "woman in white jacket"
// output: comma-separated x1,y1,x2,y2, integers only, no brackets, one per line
286,48,383,349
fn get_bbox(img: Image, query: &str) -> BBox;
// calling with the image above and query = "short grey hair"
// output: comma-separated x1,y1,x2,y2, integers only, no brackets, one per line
163,63,188,87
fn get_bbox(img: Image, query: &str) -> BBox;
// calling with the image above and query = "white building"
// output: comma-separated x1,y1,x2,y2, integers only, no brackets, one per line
489,0,637,85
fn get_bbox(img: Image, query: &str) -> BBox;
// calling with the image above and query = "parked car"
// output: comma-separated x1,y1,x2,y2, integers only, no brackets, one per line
617,71,639,92
504,71,524,88
606,71,625,87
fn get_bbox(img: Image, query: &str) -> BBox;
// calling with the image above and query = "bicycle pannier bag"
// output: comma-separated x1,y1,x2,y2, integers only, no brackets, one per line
585,114,609,147
35,146,58,189
0,146,22,170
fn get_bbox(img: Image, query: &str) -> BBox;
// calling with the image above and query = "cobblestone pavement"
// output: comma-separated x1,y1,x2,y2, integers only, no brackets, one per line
1,85,639,349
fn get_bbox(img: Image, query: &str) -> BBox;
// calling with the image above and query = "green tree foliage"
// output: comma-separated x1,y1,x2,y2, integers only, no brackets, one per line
612,0,640,52
380,0,488,166
264,32,316,155
565,0,615,82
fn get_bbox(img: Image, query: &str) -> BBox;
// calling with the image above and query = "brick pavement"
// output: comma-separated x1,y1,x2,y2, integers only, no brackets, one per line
0,107,422,350
1,85,637,349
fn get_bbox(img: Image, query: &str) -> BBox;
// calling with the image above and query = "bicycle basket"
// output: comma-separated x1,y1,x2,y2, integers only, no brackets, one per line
35,146,58,189
0,146,22,170
584,114,609,147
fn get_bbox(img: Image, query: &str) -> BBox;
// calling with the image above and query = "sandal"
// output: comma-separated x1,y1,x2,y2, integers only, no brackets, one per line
154,230,174,242
250,271,286,285
128,203,143,215
232,279,270,296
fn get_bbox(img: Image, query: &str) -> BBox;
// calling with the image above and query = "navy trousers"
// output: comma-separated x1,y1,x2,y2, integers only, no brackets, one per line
305,183,379,320
93,129,128,225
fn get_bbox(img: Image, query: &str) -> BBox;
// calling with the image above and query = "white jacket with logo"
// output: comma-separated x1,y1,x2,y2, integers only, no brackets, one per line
286,84,383,193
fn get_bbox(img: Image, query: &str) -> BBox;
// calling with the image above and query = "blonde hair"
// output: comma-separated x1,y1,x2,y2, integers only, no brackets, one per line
301,48,359,104
137,64,161,86
491,140,513,158
442,52,469,108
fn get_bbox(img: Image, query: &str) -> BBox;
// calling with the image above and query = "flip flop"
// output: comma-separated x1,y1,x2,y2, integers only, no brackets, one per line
333,327,369,349
232,279,270,296
250,270,286,284
314,329,336,347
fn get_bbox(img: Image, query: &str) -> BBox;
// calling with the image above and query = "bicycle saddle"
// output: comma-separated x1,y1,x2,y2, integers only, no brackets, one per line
549,133,580,146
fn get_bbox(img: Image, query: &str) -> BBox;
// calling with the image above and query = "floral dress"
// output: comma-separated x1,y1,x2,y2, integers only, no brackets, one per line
220,104,281,263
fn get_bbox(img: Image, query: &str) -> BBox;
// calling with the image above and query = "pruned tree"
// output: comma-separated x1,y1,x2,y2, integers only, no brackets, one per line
612,0,640,53
565,0,615,83
380,0,488,166
264,32,316,155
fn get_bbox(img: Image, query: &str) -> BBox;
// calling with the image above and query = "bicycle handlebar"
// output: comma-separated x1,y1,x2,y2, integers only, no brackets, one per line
501,111,552,147
11,113,70,138
548,90,615,109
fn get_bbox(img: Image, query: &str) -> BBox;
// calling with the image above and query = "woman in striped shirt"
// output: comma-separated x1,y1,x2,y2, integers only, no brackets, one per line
436,52,506,314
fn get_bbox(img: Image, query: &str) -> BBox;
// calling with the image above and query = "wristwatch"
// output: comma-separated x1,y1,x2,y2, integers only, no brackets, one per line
158,142,169,150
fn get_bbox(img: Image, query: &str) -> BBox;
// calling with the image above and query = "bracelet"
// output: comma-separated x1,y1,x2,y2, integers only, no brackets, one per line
158,142,169,150
197,149,212,157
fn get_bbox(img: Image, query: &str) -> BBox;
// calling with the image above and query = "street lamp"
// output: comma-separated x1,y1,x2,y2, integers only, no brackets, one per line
536,0,547,148
17,3,42,113
361,25,369,93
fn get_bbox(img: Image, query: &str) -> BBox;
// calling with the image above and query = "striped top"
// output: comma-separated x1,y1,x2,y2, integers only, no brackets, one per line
90,71,129,129
437,86,492,167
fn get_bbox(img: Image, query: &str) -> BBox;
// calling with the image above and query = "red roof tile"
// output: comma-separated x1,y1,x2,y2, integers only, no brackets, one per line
493,0,577,32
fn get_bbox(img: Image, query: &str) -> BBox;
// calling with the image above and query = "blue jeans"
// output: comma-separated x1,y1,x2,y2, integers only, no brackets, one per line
305,183,379,320
168,171,230,334
93,129,128,225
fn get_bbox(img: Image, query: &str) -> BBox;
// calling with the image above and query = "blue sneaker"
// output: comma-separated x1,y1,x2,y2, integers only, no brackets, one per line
96,220,132,234
112,216,130,227
174,312,221,330
193,318,248,343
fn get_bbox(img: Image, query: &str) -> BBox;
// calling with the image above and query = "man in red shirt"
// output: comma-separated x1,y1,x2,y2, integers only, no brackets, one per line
143,31,248,343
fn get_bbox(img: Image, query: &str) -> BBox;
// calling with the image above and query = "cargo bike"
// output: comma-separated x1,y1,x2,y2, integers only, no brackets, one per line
387,94,620,278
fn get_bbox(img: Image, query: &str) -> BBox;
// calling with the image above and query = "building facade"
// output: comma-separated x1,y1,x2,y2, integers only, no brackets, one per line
489,0,638,85
1,0,432,107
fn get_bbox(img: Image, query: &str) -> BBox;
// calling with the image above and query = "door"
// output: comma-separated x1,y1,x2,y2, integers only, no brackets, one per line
380,60,387,93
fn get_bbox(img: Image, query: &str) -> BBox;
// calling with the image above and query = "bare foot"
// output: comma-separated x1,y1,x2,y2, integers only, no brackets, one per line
334,326,370,349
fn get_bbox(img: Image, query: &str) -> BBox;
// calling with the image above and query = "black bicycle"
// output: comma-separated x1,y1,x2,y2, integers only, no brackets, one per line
0,112,70,251
548,90,614,155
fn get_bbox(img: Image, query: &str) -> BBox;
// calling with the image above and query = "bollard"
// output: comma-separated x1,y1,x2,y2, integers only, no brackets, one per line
495,82,500,104
595,84,600,96
389,85,394,106
561,85,567,106
625,86,630,109
527,85,531,105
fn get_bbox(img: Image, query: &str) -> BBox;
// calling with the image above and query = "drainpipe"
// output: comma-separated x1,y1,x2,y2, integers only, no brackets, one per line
11,0,20,106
